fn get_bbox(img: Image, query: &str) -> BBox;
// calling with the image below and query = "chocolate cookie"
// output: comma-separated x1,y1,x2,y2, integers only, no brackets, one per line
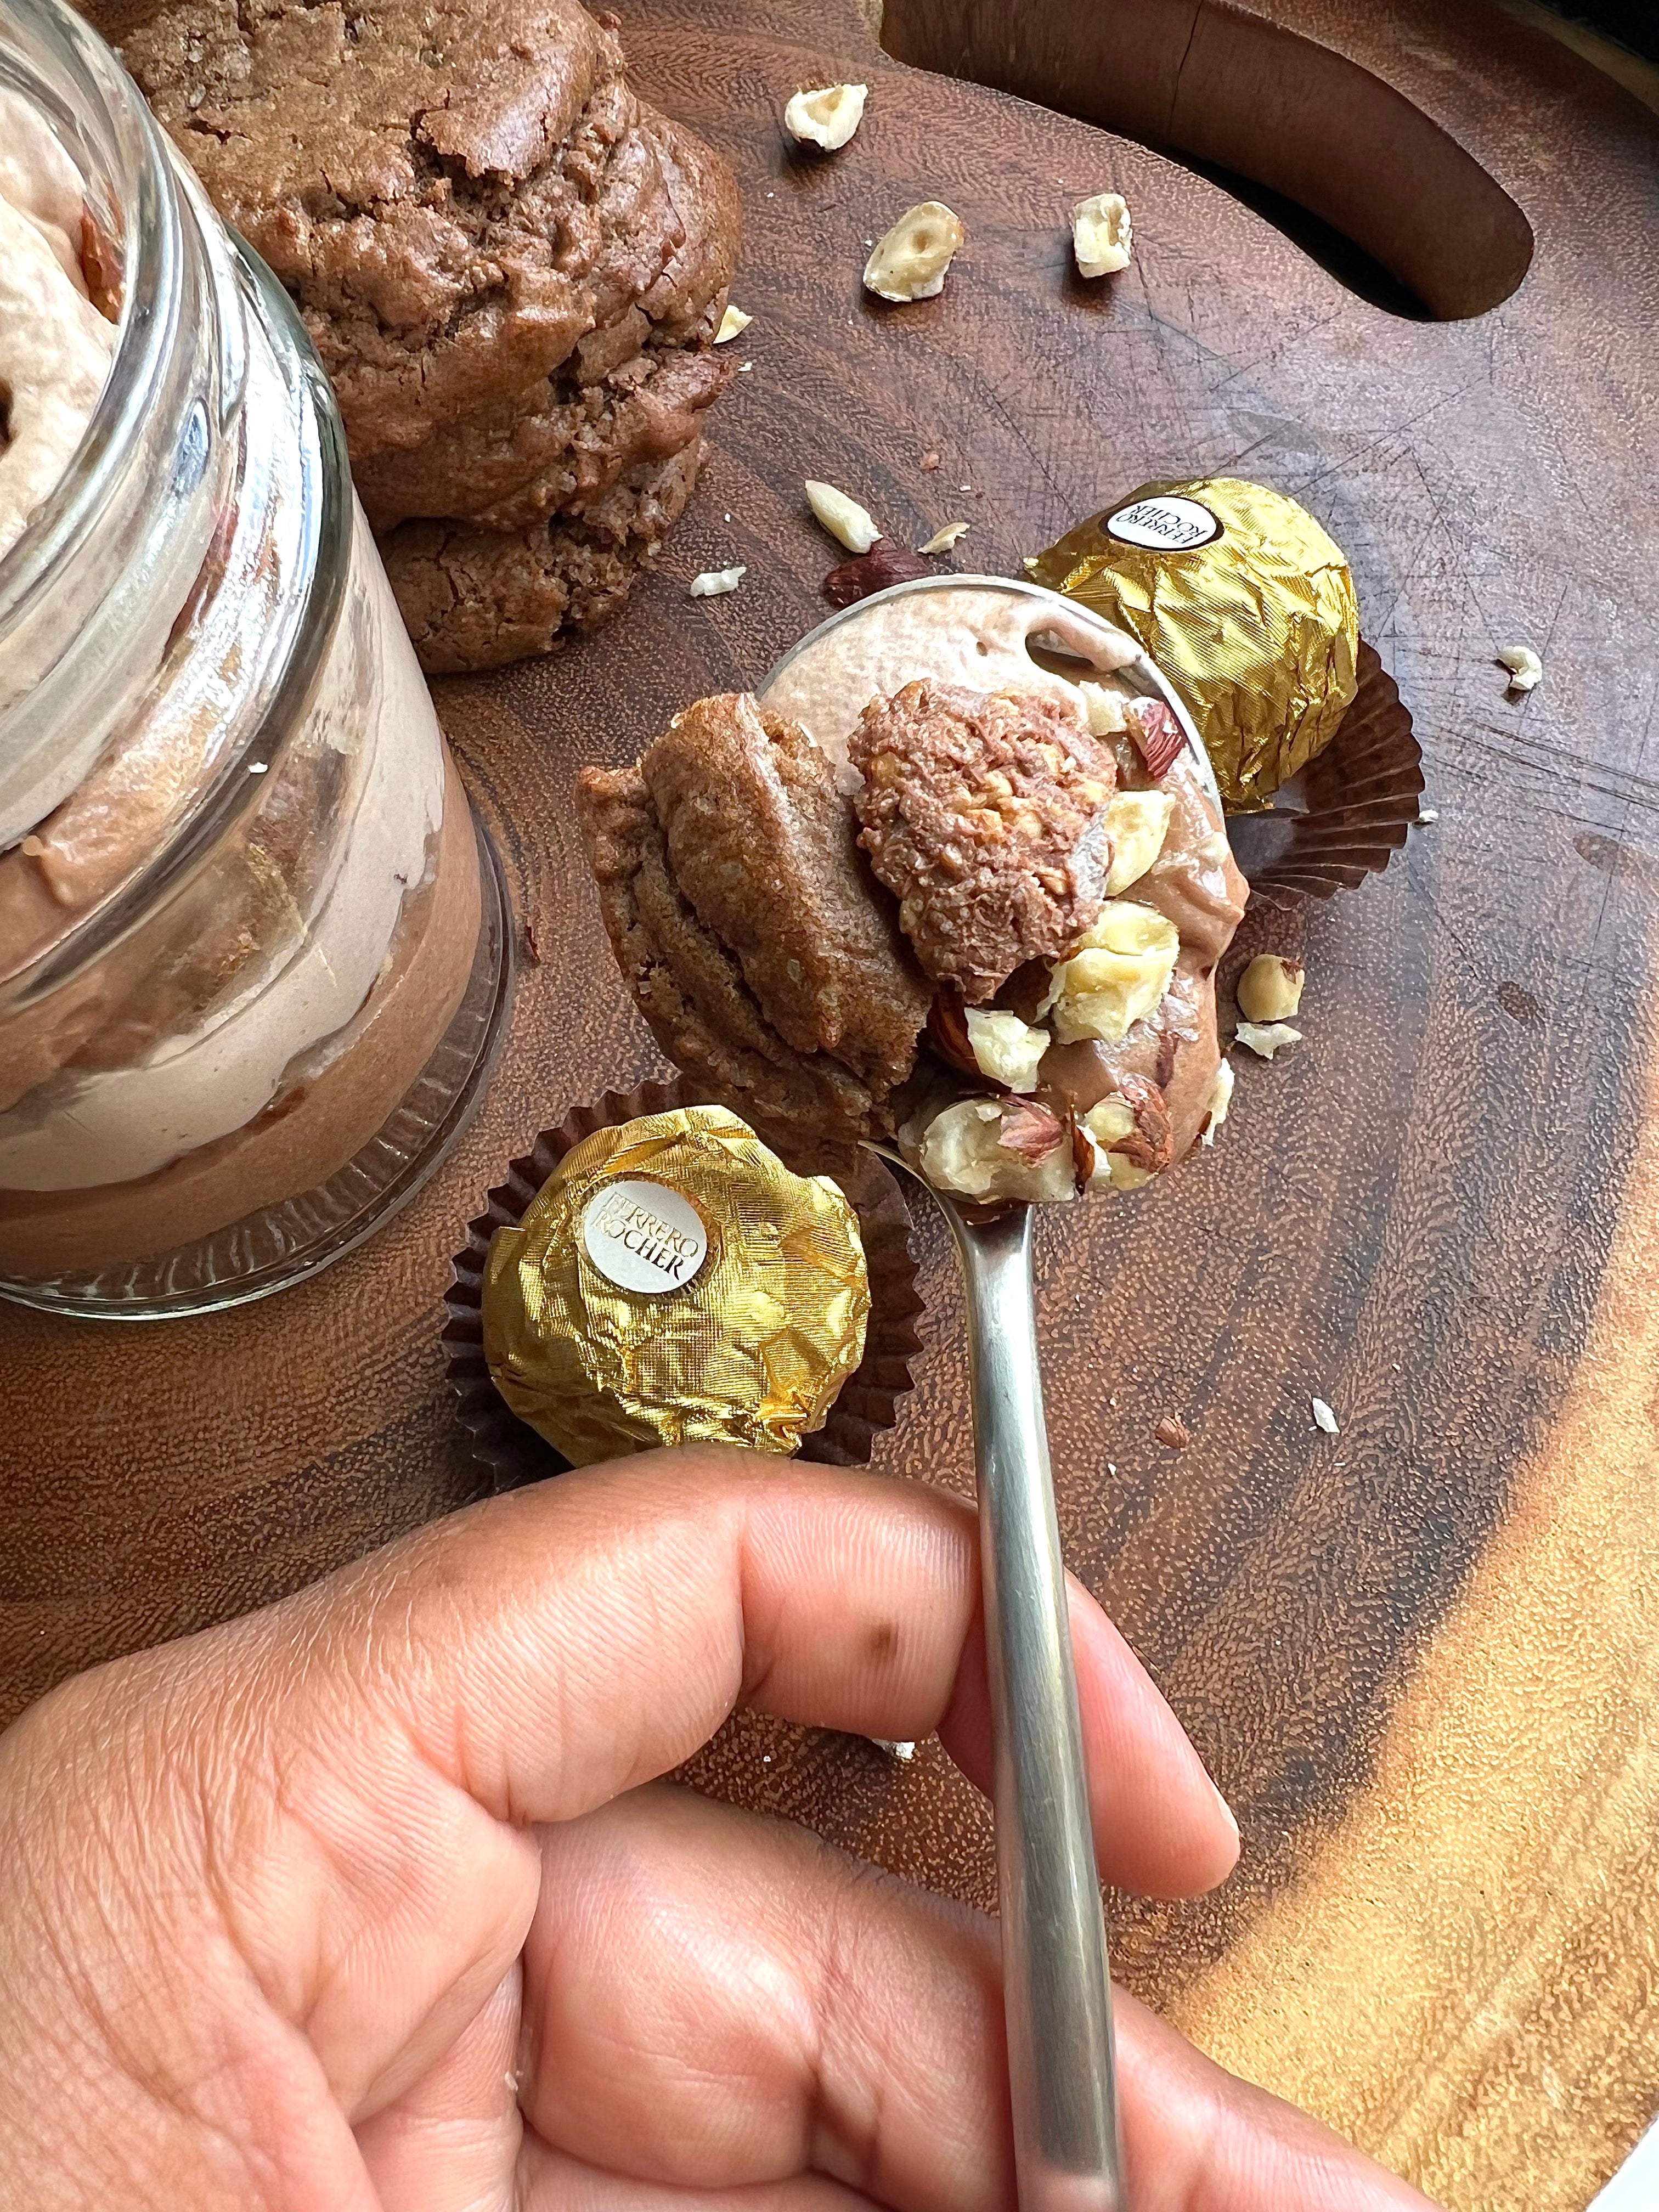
639,694,932,1094
380,438,703,674
577,760,878,1160
354,333,730,533
97,0,719,458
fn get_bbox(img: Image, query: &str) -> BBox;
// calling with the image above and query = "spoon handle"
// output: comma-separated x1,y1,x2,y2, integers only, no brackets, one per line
946,1200,1127,2212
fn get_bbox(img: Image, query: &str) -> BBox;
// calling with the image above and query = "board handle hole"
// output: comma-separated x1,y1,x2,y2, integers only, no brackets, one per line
877,0,1534,321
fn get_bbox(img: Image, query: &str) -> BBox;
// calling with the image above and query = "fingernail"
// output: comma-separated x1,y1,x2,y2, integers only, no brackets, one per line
1211,1778,1240,1841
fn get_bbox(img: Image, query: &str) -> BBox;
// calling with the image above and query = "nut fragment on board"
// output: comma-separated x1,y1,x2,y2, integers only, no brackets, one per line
864,201,964,302
806,478,881,552
1072,191,1133,277
1237,954,1306,1024
784,82,868,150
1311,1396,1341,1435
872,1737,916,1760
1234,1019,1301,1058
690,566,745,597
823,540,933,606
919,521,970,555
714,305,752,343
1155,1413,1191,1450
1498,644,1542,695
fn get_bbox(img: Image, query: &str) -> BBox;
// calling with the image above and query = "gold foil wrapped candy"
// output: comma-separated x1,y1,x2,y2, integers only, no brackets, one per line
482,1104,870,1465
1028,476,1359,810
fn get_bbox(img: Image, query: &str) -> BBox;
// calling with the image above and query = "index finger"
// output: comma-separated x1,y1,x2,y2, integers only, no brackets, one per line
280,1446,1229,1872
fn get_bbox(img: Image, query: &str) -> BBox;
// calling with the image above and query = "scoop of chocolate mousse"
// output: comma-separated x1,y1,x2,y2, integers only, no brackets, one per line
577,692,932,1162
849,680,1115,1003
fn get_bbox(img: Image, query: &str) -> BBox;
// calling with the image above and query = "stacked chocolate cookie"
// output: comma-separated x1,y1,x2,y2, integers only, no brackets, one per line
93,0,740,672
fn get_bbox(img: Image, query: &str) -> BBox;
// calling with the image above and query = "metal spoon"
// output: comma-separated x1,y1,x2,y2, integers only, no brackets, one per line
868,1164,1127,2211
763,575,1226,2212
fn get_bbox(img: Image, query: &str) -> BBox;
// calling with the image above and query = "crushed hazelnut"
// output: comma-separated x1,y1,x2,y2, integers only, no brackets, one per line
806,478,881,552
919,521,970,554
964,1007,1048,1092
864,201,965,302
1077,681,1127,737
1071,191,1133,278
1103,790,1174,893
1311,1396,1340,1436
1237,954,1306,1024
920,450,941,471
714,305,752,343
1049,901,1180,1046
1199,1058,1234,1146
783,82,868,151
1498,645,1542,695
1155,1413,1191,1451
689,566,745,597
918,1097,1077,1203
1234,1020,1301,1059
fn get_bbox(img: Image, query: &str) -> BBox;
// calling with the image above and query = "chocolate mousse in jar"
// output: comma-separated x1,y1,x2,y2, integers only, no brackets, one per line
0,0,510,1315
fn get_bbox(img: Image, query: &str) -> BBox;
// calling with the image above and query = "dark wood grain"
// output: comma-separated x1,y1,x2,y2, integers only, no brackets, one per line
5,3,1659,2203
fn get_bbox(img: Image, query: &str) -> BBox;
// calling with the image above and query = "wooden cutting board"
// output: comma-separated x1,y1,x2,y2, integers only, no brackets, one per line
4,2,1658,2204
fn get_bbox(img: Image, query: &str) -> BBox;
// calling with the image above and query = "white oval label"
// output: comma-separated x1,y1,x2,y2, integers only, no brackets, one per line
581,1177,709,1295
1104,495,1221,552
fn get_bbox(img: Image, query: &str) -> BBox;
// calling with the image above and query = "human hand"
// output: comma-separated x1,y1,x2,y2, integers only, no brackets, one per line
0,1447,1436,2210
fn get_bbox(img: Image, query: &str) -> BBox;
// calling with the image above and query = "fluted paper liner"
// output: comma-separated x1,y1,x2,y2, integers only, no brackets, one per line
1226,641,1424,908
443,1077,925,1489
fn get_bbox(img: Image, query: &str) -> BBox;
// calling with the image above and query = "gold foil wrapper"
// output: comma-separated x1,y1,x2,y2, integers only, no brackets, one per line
482,1104,870,1465
1028,476,1359,810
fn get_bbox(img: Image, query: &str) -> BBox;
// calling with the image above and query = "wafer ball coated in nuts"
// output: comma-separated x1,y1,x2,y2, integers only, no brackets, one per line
863,202,965,302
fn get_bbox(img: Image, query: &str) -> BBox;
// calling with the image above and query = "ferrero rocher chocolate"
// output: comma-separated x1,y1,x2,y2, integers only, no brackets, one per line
1028,476,1359,810
482,1104,870,1465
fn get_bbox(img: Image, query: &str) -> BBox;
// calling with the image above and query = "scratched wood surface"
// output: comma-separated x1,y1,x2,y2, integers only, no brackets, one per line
5,3,1659,2204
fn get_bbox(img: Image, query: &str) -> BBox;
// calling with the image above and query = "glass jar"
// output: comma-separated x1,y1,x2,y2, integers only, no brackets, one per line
0,0,511,1317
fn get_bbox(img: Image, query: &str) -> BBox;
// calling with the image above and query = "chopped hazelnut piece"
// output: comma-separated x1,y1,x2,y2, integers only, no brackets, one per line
1077,681,1127,737
689,566,745,597
864,201,965,302
806,478,881,552
1199,1058,1234,1146
1498,644,1542,695
964,1007,1048,1092
1236,953,1306,1024
1049,901,1180,1046
919,521,970,554
1234,1019,1301,1059
714,305,752,343
1311,1396,1340,1436
784,82,868,151
1155,1413,1191,1450
1103,791,1174,894
1071,191,1133,278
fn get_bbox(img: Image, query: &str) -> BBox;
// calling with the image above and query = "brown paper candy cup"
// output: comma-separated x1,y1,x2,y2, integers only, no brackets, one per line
442,1077,926,1491
1223,641,1424,909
